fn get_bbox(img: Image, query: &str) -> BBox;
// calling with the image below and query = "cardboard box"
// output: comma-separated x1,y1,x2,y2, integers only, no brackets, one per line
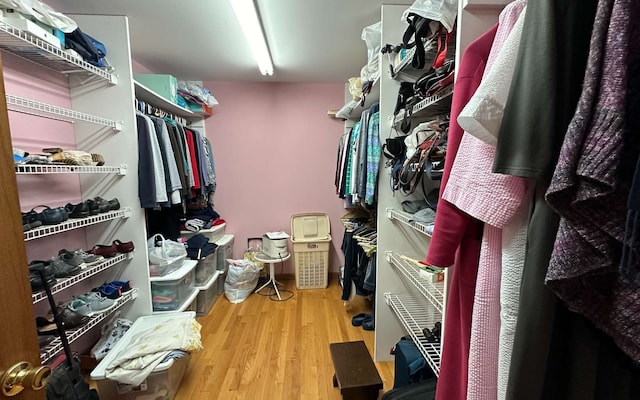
134,74,178,104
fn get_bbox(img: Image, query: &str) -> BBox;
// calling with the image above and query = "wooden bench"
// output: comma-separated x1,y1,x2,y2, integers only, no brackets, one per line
329,341,383,400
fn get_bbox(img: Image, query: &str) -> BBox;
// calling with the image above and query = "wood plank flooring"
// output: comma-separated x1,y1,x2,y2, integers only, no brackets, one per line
175,275,394,400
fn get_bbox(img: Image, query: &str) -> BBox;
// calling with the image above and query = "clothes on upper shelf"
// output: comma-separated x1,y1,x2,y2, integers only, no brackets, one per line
335,102,381,206
135,110,216,209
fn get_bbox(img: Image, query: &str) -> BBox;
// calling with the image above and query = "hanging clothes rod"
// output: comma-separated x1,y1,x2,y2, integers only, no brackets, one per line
135,98,188,126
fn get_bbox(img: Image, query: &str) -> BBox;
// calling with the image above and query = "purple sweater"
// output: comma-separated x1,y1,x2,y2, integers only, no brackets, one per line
545,0,640,362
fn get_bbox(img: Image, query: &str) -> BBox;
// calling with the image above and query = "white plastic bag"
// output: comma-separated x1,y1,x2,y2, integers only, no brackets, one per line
361,21,381,64
147,234,187,266
402,0,458,33
224,259,260,304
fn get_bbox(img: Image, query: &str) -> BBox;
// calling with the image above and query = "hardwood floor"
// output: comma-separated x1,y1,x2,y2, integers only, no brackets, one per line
175,275,395,400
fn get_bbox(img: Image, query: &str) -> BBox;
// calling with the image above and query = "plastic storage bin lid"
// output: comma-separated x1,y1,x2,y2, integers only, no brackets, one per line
290,213,331,242
180,222,226,236
90,312,196,380
215,234,234,246
149,259,197,282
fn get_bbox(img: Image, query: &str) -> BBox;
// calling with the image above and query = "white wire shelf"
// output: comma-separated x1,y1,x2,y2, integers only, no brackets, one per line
24,208,132,241
16,164,127,175
134,81,201,122
40,288,138,364
385,293,442,377
387,251,445,313
6,94,122,130
387,208,433,237
32,253,132,304
346,76,380,122
394,85,454,125
0,21,117,84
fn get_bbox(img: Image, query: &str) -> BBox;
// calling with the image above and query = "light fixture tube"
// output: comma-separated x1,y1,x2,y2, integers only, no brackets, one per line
230,0,274,75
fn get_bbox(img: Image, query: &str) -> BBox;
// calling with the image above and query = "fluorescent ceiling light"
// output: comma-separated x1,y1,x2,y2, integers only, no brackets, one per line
230,0,274,76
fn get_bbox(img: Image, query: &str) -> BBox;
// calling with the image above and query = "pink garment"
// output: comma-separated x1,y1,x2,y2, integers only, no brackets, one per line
441,1,528,399
427,25,497,400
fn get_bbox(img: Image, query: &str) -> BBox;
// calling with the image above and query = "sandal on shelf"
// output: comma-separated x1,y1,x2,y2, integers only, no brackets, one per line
112,239,134,253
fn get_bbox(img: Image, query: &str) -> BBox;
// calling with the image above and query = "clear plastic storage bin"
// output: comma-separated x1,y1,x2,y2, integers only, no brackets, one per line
194,250,217,286
90,313,194,400
195,271,220,317
179,222,226,243
150,260,197,312
291,213,331,289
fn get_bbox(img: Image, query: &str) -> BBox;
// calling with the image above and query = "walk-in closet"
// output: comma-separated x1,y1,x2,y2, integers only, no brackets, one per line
0,0,638,399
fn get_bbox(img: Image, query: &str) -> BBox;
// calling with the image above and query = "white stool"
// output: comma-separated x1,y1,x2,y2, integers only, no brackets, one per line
254,252,291,300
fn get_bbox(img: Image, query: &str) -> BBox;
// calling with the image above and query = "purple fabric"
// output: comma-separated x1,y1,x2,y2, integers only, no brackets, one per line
545,0,640,362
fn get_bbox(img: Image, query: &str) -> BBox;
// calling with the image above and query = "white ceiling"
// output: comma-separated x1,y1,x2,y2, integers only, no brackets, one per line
49,0,413,82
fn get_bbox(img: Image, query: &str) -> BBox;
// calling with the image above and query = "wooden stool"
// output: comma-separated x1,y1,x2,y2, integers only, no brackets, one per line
329,341,383,400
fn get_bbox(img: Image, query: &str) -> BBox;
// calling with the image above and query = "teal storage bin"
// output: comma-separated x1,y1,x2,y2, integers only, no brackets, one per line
134,73,178,104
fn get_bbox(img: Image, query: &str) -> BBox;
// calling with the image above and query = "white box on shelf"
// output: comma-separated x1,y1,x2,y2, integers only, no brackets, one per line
0,9,61,48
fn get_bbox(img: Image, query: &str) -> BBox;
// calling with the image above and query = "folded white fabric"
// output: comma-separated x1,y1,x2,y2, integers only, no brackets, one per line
105,316,203,385
185,218,204,232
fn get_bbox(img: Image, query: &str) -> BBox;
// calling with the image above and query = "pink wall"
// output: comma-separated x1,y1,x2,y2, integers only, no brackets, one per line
3,51,87,261
203,81,348,274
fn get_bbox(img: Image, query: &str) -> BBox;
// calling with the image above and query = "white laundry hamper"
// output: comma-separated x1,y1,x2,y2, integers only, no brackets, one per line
291,213,331,289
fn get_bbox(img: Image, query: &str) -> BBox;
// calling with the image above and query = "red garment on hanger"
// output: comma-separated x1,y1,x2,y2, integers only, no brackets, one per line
424,24,497,400
185,128,201,191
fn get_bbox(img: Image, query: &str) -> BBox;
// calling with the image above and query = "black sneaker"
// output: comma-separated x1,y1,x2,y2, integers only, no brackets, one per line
28,261,56,291
65,202,90,218
85,199,100,215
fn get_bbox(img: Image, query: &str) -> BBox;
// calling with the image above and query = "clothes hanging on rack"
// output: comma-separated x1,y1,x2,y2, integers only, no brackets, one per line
135,105,216,211
440,3,528,399
544,0,640,363
335,103,381,206
439,0,640,398
425,23,495,400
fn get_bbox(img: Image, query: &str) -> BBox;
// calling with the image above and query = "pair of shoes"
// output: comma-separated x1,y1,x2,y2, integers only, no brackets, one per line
23,206,69,226
68,292,116,317
96,197,120,211
89,239,134,258
28,261,56,292
49,256,82,278
113,239,134,253
89,243,117,258
59,249,103,267
85,197,119,215
64,202,90,218
362,315,375,331
22,212,43,231
351,313,370,327
36,305,89,335
422,322,442,343
94,280,131,300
